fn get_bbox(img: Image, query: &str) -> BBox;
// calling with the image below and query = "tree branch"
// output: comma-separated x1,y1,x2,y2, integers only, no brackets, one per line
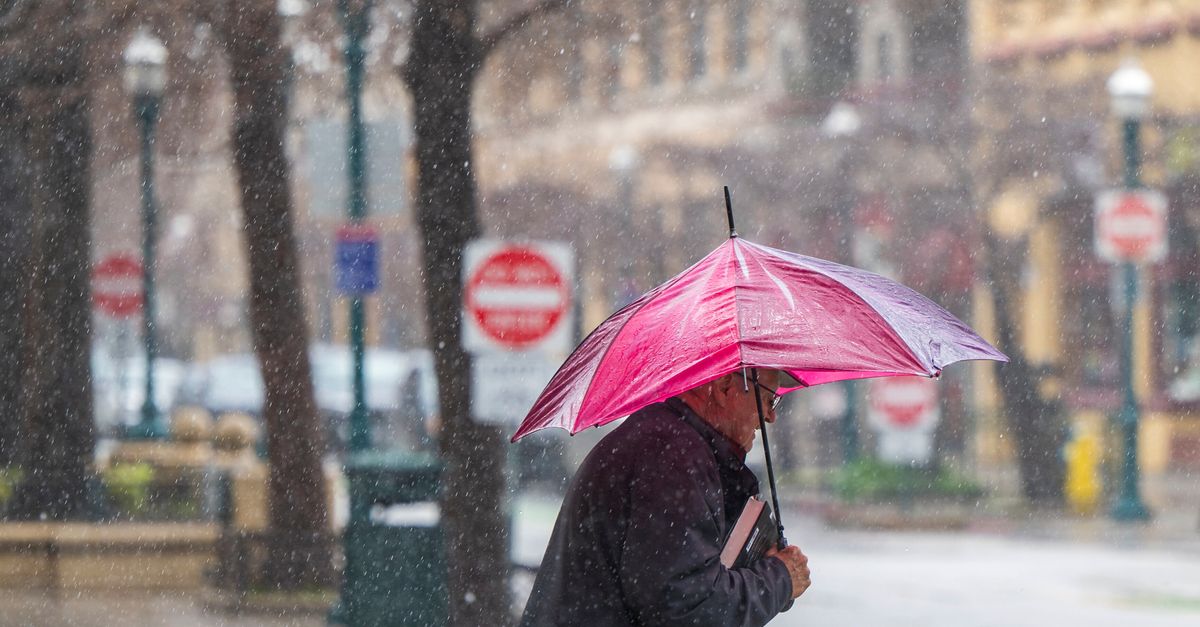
477,0,569,55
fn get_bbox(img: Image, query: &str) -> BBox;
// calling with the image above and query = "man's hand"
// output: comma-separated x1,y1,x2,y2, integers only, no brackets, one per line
766,545,810,599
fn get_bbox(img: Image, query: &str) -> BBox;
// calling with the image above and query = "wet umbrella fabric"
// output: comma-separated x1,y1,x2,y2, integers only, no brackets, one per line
511,236,1007,442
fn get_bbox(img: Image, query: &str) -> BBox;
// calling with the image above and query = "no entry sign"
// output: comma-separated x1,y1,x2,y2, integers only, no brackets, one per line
462,240,573,354
92,253,143,319
1095,189,1168,264
867,377,941,465
867,377,940,431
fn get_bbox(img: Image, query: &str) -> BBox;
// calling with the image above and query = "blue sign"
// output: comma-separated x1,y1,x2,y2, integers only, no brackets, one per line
335,226,379,295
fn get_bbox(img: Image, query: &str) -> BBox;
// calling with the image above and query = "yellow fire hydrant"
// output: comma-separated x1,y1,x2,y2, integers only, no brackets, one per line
1064,427,1102,516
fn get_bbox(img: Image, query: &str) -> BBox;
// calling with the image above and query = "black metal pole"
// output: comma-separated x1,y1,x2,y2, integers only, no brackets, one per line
750,368,786,548
129,92,165,440
724,186,737,238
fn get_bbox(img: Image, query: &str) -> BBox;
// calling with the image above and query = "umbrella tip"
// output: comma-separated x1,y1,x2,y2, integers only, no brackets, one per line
724,186,738,238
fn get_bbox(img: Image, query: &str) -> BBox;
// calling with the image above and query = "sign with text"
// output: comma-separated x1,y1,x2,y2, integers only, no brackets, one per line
1095,189,1168,264
471,351,561,425
335,224,379,295
462,239,574,354
867,377,940,465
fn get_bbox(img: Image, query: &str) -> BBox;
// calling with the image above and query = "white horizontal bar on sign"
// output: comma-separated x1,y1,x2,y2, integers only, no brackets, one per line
1103,217,1160,236
369,502,440,527
472,286,563,308
94,277,142,292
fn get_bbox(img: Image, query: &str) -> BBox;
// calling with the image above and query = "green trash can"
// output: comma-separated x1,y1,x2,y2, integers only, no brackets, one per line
333,451,448,626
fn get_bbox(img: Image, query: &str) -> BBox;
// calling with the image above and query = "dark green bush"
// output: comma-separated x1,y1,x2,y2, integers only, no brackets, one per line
831,458,983,502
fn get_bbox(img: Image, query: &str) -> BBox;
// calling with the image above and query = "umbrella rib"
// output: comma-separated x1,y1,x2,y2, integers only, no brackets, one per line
744,240,930,376
571,241,743,429
568,277,694,432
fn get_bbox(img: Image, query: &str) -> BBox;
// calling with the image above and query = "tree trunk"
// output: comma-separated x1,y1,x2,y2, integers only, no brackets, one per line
0,75,30,467
984,232,1066,504
6,25,101,519
404,3,511,624
224,0,332,589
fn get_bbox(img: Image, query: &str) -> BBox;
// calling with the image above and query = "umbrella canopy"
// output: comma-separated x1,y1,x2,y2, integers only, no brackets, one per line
512,236,1006,442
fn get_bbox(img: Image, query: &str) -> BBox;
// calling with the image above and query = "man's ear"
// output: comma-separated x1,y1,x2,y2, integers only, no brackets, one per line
713,373,737,396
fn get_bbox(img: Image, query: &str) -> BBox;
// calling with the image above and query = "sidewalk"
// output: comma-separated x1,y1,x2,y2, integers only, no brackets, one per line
781,469,1200,547
0,592,324,627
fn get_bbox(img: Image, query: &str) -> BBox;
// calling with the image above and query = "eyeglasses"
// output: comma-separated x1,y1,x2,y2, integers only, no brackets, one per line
753,382,782,411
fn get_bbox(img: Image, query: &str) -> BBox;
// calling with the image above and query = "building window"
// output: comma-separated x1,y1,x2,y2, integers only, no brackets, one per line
564,4,584,102
687,0,707,80
876,32,893,82
805,0,857,98
602,39,622,102
729,0,749,73
642,4,664,86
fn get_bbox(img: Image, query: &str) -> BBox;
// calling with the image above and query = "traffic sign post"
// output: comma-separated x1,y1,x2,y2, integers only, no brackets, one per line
92,253,144,319
866,377,940,465
462,240,574,355
470,352,561,426
462,240,574,425
1094,189,1168,265
335,224,380,295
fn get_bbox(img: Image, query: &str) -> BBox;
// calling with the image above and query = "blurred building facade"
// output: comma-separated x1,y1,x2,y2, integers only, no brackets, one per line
474,0,977,468
76,1,1002,475
971,0,1200,476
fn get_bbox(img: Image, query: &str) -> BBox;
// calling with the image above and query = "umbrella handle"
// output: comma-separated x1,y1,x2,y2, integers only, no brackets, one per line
750,368,786,549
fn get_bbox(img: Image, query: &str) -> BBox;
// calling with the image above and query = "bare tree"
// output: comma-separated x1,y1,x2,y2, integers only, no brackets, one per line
398,1,567,623
950,67,1107,504
1,0,101,520
221,0,332,589
0,58,30,468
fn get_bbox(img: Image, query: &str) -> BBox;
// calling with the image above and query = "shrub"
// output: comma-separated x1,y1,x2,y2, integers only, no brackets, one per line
103,462,155,516
0,467,23,507
831,458,983,503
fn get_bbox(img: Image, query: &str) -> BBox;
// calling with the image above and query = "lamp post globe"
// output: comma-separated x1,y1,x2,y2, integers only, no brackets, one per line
124,28,167,440
1108,58,1153,522
1107,58,1153,122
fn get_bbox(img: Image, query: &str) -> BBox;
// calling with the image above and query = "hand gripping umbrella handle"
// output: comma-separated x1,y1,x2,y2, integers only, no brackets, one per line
750,368,786,549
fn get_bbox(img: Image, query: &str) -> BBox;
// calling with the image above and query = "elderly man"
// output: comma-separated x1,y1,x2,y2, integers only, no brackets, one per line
521,369,810,626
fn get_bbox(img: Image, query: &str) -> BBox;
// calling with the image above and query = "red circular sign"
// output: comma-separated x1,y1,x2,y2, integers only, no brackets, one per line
1099,194,1166,261
870,378,938,429
465,246,568,349
92,253,143,318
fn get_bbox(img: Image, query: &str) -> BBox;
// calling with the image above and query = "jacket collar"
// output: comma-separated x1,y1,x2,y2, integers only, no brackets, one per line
665,396,749,464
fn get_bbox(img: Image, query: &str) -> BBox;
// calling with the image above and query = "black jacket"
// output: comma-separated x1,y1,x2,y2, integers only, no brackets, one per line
521,398,794,626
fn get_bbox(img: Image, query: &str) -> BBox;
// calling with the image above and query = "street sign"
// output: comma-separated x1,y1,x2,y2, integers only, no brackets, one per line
92,253,143,319
867,377,940,465
462,239,574,354
867,377,940,430
335,224,379,295
1095,189,1168,264
471,351,561,425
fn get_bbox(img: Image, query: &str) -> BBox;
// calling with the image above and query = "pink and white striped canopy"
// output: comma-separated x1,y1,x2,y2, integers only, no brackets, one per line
511,237,1006,442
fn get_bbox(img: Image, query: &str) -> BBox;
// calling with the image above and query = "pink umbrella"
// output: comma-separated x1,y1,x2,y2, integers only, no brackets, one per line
511,189,1007,541
511,225,1006,443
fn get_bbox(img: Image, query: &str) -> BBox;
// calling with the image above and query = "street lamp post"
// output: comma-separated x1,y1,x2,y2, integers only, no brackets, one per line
123,29,168,440
609,145,639,307
1107,59,1153,521
337,0,373,452
822,101,862,464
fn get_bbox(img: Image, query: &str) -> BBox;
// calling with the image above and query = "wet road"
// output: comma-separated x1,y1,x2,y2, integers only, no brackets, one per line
3,497,1198,626
514,495,1200,627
